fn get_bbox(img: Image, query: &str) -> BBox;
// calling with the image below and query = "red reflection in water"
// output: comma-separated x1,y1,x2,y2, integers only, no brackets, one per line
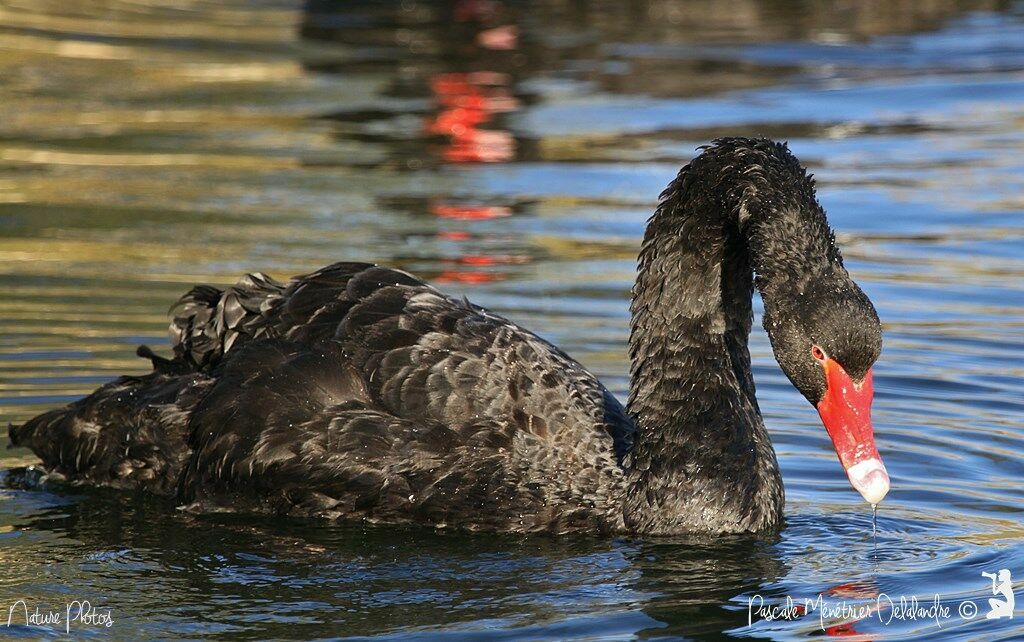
435,253,526,283
437,230,471,241
477,25,517,50
821,581,879,639
825,582,878,599
422,0,523,284
430,202,512,220
426,73,517,163
444,254,525,266
823,621,869,638
429,204,518,280
435,270,501,284
424,0,519,165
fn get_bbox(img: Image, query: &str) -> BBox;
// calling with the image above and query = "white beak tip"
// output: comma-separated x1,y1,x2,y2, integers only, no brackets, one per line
846,458,890,505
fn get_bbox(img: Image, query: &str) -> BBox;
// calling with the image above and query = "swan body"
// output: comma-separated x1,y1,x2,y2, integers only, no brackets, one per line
9,138,886,534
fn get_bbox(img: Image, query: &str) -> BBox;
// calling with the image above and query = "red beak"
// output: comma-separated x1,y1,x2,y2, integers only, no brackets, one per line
816,360,890,505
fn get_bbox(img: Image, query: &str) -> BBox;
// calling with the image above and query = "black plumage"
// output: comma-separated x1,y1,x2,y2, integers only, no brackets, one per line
9,138,883,534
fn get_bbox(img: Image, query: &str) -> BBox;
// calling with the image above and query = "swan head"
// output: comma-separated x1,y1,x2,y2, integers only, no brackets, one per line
653,137,890,508
763,267,888,506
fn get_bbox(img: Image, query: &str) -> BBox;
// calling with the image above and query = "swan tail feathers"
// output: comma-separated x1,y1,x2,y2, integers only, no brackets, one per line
8,372,211,494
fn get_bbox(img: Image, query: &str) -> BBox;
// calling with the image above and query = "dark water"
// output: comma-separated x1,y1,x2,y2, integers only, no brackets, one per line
1,0,1023,639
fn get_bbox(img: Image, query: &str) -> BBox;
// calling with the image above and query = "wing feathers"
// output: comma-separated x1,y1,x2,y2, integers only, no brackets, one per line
13,262,634,531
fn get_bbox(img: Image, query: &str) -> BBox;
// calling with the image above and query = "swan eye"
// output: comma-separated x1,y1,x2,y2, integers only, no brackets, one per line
811,345,827,362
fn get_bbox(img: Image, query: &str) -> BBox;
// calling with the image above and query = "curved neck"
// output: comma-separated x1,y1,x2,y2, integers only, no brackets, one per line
623,142,818,533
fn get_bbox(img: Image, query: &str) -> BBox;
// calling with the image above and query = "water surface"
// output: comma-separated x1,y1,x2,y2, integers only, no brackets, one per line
1,0,1023,639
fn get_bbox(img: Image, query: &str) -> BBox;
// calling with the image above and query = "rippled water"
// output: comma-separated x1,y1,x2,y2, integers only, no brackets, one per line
1,1,1023,639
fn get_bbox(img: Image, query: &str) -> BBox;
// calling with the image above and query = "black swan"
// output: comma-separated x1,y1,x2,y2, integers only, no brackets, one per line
9,138,887,535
